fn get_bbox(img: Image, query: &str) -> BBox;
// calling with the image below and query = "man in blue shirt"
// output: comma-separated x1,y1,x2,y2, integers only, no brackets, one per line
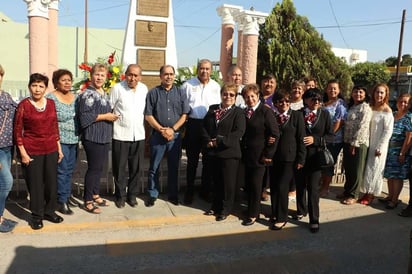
144,65,190,206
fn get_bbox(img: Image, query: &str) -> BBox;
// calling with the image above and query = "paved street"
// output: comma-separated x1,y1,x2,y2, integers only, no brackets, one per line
1,182,411,274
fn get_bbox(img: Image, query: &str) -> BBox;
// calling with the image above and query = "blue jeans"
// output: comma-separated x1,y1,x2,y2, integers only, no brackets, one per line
0,147,13,217
147,131,181,199
57,144,78,203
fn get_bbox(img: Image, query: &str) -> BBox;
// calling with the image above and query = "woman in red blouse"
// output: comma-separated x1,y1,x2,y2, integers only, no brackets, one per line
14,73,63,230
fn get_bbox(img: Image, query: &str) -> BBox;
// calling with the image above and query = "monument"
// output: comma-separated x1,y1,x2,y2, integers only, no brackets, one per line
122,0,177,89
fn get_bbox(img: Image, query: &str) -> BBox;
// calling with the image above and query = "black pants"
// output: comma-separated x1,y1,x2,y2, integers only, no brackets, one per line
82,140,109,202
211,157,239,216
23,152,58,219
271,161,294,222
185,118,211,195
245,165,265,218
295,167,321,224
112,139,144,201
342,143,368,198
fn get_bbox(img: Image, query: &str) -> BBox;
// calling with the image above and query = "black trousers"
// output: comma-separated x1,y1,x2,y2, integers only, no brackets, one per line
342,143,368,198
271,161,294,222
23,151,58,219
295,167,321,224
211,157,239,216
112,139,144,200
82,140,109,202
185,118,211,195
245,165,266,218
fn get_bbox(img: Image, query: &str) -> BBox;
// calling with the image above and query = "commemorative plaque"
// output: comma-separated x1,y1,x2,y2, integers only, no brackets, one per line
141,75,161,90
137,49,165,71
135,20,167,47
137,0,169,17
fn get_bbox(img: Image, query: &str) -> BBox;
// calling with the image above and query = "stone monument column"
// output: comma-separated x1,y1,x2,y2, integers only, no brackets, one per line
24,0,51,76
239,10,267,84
122,0,177,90
216,5,242,83
235,19,244,74
48,0,59,83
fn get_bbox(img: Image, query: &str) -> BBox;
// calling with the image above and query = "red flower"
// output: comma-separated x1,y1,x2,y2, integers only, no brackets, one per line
108,51,115,65
120,74,126,81
79,63,92,71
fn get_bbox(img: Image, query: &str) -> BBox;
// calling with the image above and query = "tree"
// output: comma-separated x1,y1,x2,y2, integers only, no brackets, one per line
350,62,391,89
385,54,412,66
257,0,352,97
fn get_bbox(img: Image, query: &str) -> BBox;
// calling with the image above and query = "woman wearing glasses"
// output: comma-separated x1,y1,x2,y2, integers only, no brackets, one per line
295,88,332,233
241,83,279,226
270,90,306,230
202,84,246,222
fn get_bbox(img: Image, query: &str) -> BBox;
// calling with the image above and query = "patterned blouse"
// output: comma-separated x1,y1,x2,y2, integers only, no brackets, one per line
323,98,347,143
77,87,112,144
343,102,372,147
47,92,79,144
0,91,17,148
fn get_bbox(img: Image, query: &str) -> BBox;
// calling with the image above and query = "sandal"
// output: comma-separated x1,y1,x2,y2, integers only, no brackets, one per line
342,197,357,205
83,201,101,214
359,194,374,205
93,196,109,207
386,201,399,210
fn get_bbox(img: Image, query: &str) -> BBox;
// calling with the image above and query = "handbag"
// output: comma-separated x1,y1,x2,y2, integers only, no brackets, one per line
317,137,334,168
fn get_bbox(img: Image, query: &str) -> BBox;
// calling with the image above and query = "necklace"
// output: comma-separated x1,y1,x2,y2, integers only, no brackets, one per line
29,97,47,112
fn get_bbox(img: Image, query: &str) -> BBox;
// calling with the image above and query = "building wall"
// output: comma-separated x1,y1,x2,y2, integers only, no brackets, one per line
0,12,124,100
332,47,368,65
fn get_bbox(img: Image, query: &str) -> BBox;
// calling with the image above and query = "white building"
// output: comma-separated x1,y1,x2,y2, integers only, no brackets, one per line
332,47,367,65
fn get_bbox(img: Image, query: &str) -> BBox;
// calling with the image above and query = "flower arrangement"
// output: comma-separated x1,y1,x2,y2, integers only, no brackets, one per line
73,51,125,92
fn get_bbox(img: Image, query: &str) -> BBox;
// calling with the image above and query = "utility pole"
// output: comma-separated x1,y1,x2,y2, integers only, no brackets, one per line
84,0,88,64
395,9,406,92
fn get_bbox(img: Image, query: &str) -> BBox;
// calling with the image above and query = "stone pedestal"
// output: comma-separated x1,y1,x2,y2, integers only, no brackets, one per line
122,0,177,90
48,2,59,84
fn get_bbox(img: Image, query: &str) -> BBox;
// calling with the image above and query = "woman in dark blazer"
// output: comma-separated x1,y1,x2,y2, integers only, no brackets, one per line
241,84,280,226
296,88,332,233
270,91,306,230
202,84,246,221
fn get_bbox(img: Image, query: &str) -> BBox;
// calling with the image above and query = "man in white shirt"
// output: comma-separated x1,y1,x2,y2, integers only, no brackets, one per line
110,64,148,208
180,59,221,205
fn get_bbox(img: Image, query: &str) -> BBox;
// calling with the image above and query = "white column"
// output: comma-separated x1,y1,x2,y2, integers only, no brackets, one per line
216,5,242,83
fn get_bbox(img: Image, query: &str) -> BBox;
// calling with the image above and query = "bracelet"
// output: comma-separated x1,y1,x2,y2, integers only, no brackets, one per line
400,152,404,156
172,127,177,132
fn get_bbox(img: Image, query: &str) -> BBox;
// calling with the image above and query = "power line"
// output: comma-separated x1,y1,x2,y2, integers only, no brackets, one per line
328,0,350,48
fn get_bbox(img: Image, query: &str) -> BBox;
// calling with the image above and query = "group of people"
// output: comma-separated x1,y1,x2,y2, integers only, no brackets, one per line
1,59,412,233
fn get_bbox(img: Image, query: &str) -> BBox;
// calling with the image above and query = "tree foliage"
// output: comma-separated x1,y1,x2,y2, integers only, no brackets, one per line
385,54,412,66
257,0,352,97
350,62,391,89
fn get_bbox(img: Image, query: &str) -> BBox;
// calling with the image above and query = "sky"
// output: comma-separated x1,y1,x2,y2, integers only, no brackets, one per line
1,0,411,67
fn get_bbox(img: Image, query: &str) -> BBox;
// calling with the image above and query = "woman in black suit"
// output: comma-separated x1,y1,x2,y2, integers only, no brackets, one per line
296,88,332,233
270,91,306,230
202,84,246,221
241,84,279,226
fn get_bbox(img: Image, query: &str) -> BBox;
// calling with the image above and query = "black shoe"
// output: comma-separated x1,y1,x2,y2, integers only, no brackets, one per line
44,213,64,224
271,221,287,231
183,191,194,205
168,197,179,206
309,223,320,233
145,197,156,207
115,199,126,208
30,218,43,230
294,214,306,220
204,209,215,216
216,214,227,221
242,218,256,226
126,198,138,208
58,202,74,215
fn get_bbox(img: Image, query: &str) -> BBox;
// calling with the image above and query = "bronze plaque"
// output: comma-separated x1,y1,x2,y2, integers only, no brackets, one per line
137,49,165,71
142,75,160,90
137,0,169,17
135,20,167,47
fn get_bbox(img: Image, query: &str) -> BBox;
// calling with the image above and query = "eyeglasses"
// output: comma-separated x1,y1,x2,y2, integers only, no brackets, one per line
275,99,290,104
223,93,236,98
311,97,321,102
